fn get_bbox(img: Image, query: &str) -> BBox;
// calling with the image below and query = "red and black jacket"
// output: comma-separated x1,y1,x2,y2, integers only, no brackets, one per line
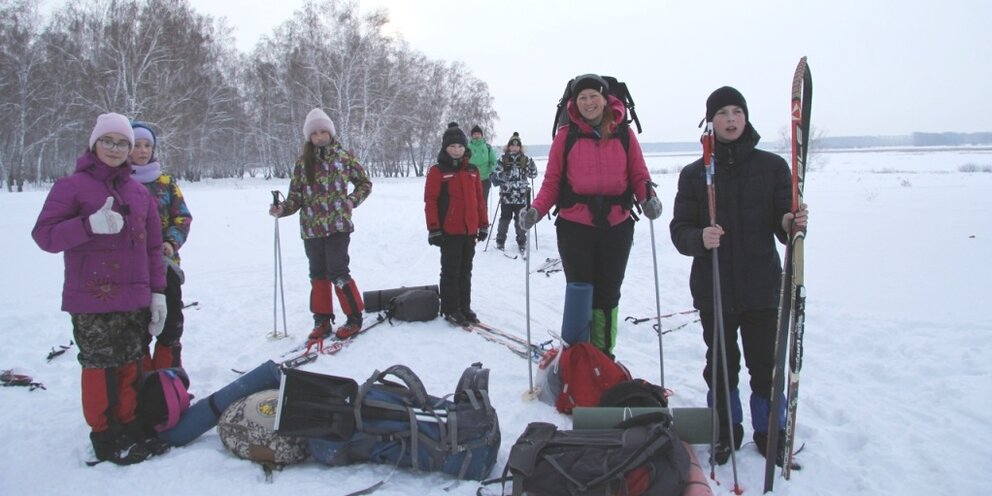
424,155,488,236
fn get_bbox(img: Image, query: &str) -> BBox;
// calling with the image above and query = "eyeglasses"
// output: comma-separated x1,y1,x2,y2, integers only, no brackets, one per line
96,137,131,152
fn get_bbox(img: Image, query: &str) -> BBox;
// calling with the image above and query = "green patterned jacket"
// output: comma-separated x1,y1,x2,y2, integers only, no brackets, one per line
279,142,371,239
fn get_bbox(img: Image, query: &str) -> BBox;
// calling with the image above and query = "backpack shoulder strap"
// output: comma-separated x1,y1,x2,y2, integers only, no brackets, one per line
507,422,558,475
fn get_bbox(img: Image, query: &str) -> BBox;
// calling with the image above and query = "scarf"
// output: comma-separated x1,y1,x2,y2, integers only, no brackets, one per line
131,161,162,184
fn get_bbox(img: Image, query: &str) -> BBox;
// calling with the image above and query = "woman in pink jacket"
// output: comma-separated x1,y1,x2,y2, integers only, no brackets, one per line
520,74,663,355
32,113,168,465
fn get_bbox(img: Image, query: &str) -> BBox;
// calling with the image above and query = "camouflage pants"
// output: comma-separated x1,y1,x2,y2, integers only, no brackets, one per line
71,310,148,369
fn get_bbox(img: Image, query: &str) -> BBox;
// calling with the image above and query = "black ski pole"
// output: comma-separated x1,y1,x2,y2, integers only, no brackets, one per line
483,200,500,252
703,122,743,493
530,179,538,251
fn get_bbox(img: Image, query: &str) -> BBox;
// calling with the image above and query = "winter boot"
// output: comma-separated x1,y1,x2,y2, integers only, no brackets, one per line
751,393,788,466
708,388,744,465
124,419,170,456
308,315,334,341
335,314,363,339
461,308,480,324
90,427,152,465
754,429,788,467
496,242,505,251
444,311,468,326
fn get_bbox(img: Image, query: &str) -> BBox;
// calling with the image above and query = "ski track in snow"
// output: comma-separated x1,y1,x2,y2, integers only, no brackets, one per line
2,149,991,495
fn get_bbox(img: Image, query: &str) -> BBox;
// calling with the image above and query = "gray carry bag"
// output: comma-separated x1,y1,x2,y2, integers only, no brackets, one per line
385,289,440,323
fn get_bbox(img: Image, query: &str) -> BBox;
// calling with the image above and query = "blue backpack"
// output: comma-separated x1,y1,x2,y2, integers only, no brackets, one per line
277,363,500,481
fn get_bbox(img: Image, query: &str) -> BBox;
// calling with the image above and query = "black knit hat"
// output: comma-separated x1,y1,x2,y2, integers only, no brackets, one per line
570,74,609,101
470,125,483,136
706,86,748,122
441,122,468,149
507,132,522,147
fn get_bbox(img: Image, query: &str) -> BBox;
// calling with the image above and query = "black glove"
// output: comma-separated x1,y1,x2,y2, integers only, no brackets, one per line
428,230,443,247
477,228,489,242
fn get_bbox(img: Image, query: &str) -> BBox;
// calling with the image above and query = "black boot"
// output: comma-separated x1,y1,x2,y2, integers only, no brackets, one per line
754,429,787,467
124,420,170,456
713,423,744,465
444,311,467,326
461,308,480,324
90,427,152,465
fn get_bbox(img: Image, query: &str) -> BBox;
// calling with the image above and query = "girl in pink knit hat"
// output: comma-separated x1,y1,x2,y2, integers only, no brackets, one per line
269,108,372,343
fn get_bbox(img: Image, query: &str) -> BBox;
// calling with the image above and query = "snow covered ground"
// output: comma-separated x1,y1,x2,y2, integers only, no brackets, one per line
2,148,991,495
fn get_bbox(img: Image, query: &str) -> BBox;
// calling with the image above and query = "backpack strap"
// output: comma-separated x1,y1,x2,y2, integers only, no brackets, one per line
581,422,673,490
455,362,492,412
154,369,191,432
354,365,444,473
507,422,557,476
553,123,636,228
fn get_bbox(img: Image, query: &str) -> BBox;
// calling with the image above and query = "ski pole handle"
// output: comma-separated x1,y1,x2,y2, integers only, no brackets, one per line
270,190,281,207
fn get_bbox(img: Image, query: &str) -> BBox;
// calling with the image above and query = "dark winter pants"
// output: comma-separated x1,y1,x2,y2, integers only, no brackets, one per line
438,235,476,316
496,203,527,248
143,264,184,369
482,177,492,206
555,218,634,351
699,308,778,433
73,310,147,433
304,233,352,282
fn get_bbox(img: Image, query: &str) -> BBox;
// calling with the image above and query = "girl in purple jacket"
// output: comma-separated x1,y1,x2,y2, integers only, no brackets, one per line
32,113,168,465
521,74,663,355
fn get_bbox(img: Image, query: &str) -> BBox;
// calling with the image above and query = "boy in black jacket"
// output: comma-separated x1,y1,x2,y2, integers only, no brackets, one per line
669,86,808,466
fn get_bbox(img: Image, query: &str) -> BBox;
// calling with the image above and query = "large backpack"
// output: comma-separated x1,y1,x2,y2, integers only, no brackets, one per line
551,75,641,139
556,342,632,414
550,74,644,226
489,412,690,496
277,363,500,481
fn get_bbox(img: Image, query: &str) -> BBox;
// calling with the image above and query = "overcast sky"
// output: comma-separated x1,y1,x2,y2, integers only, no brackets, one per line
46,0,992,146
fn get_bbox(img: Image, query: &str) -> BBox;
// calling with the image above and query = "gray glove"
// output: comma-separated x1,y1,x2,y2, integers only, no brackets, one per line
519,207,540,230
641,197,663,220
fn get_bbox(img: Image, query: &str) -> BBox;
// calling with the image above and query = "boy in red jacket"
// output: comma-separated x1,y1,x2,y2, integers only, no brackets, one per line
424,123,489,326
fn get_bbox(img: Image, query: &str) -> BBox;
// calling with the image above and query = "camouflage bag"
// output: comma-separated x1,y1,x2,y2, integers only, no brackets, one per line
218,389,309,466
